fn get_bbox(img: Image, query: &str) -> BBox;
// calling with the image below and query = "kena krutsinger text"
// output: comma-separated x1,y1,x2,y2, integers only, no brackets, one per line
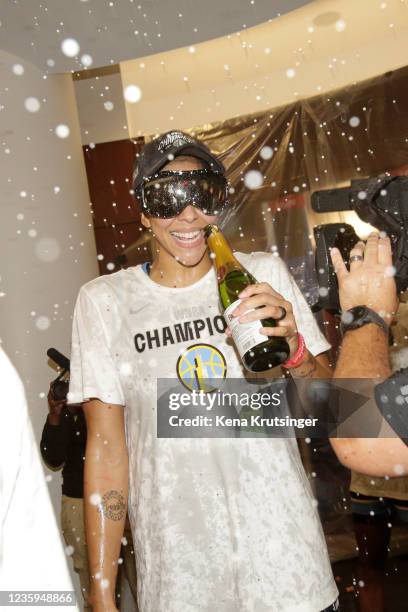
166,390,318,429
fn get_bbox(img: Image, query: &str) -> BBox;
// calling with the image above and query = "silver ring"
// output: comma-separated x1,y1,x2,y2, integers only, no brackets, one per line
276,306,287,321
349,254,363,262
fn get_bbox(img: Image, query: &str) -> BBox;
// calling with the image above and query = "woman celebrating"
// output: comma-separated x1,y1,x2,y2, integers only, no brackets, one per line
69,131,339,612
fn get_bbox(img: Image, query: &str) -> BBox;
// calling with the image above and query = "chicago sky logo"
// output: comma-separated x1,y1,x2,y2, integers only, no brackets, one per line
176,344,227,392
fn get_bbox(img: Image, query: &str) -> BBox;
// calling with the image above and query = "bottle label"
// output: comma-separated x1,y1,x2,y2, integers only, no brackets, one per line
224,299,266,357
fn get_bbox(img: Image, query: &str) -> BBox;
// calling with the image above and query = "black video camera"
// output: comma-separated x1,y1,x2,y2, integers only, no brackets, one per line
47,348,70,401
312,176,408,312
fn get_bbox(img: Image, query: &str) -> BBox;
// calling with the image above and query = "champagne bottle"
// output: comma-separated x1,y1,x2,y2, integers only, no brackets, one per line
204,224,290,372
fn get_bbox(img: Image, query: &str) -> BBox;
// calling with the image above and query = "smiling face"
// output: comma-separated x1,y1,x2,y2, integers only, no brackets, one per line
141,156,218,269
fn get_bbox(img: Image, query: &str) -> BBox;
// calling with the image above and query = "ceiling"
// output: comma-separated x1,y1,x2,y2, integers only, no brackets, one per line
119,0,408,135
0,0,314,72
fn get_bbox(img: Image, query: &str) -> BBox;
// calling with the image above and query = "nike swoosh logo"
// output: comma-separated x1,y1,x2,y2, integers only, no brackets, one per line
129,305,148,315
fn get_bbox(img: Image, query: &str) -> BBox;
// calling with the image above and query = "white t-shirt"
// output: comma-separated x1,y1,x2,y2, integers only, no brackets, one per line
0,348,78,611
69,252,338,612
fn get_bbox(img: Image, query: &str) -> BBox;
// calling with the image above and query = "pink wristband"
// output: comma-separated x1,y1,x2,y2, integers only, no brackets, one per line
282,333,306,369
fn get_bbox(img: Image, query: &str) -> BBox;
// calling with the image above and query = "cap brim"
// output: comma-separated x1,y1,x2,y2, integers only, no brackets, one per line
177,144,225,174
145,144,225,179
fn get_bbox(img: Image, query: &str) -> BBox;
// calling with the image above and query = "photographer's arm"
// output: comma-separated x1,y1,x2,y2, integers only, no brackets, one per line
335,324,391,379
330,433,408,477
329,324,404,475
328,234,408,476
83,399,128,612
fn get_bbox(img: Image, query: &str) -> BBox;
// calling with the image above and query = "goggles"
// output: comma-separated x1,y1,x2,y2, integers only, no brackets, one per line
140,169,229,218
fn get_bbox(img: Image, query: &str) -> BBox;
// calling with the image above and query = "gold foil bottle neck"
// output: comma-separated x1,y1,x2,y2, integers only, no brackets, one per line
203,224,220,239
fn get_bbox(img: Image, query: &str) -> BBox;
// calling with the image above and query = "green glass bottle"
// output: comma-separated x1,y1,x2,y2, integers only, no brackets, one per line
204,224,290,372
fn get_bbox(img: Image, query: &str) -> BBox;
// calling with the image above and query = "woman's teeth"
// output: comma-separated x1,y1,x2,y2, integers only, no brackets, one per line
170,230,202,241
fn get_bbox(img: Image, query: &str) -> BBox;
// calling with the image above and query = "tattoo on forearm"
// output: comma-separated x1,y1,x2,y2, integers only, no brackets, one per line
100,490,126,521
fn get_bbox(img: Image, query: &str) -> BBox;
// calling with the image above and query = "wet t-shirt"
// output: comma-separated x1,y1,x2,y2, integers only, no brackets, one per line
69,252,338,612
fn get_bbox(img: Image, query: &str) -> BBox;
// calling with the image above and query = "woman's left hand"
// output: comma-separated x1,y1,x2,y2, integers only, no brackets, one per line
228,282,299,357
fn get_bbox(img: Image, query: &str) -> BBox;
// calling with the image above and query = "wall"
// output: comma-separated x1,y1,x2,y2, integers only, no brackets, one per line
74,69,129,145
0,49,99,598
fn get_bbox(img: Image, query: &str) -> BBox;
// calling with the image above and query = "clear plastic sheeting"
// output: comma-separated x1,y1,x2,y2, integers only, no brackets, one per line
191,64,408,307
186,65,408,562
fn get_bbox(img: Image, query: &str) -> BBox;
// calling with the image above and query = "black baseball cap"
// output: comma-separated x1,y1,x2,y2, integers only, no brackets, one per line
133,130,225,191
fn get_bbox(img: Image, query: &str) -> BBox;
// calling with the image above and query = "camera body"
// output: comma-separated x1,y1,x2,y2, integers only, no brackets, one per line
47,348,71,401
314,223,361,312
50,378,69,402
312,175,408,312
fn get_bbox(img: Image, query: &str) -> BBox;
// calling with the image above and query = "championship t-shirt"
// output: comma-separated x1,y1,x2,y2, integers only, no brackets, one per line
69,252,338,612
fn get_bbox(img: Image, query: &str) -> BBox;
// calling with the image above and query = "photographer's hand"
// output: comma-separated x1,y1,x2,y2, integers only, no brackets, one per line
47,386,66,426
329,234,408,474
330,232,399,325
